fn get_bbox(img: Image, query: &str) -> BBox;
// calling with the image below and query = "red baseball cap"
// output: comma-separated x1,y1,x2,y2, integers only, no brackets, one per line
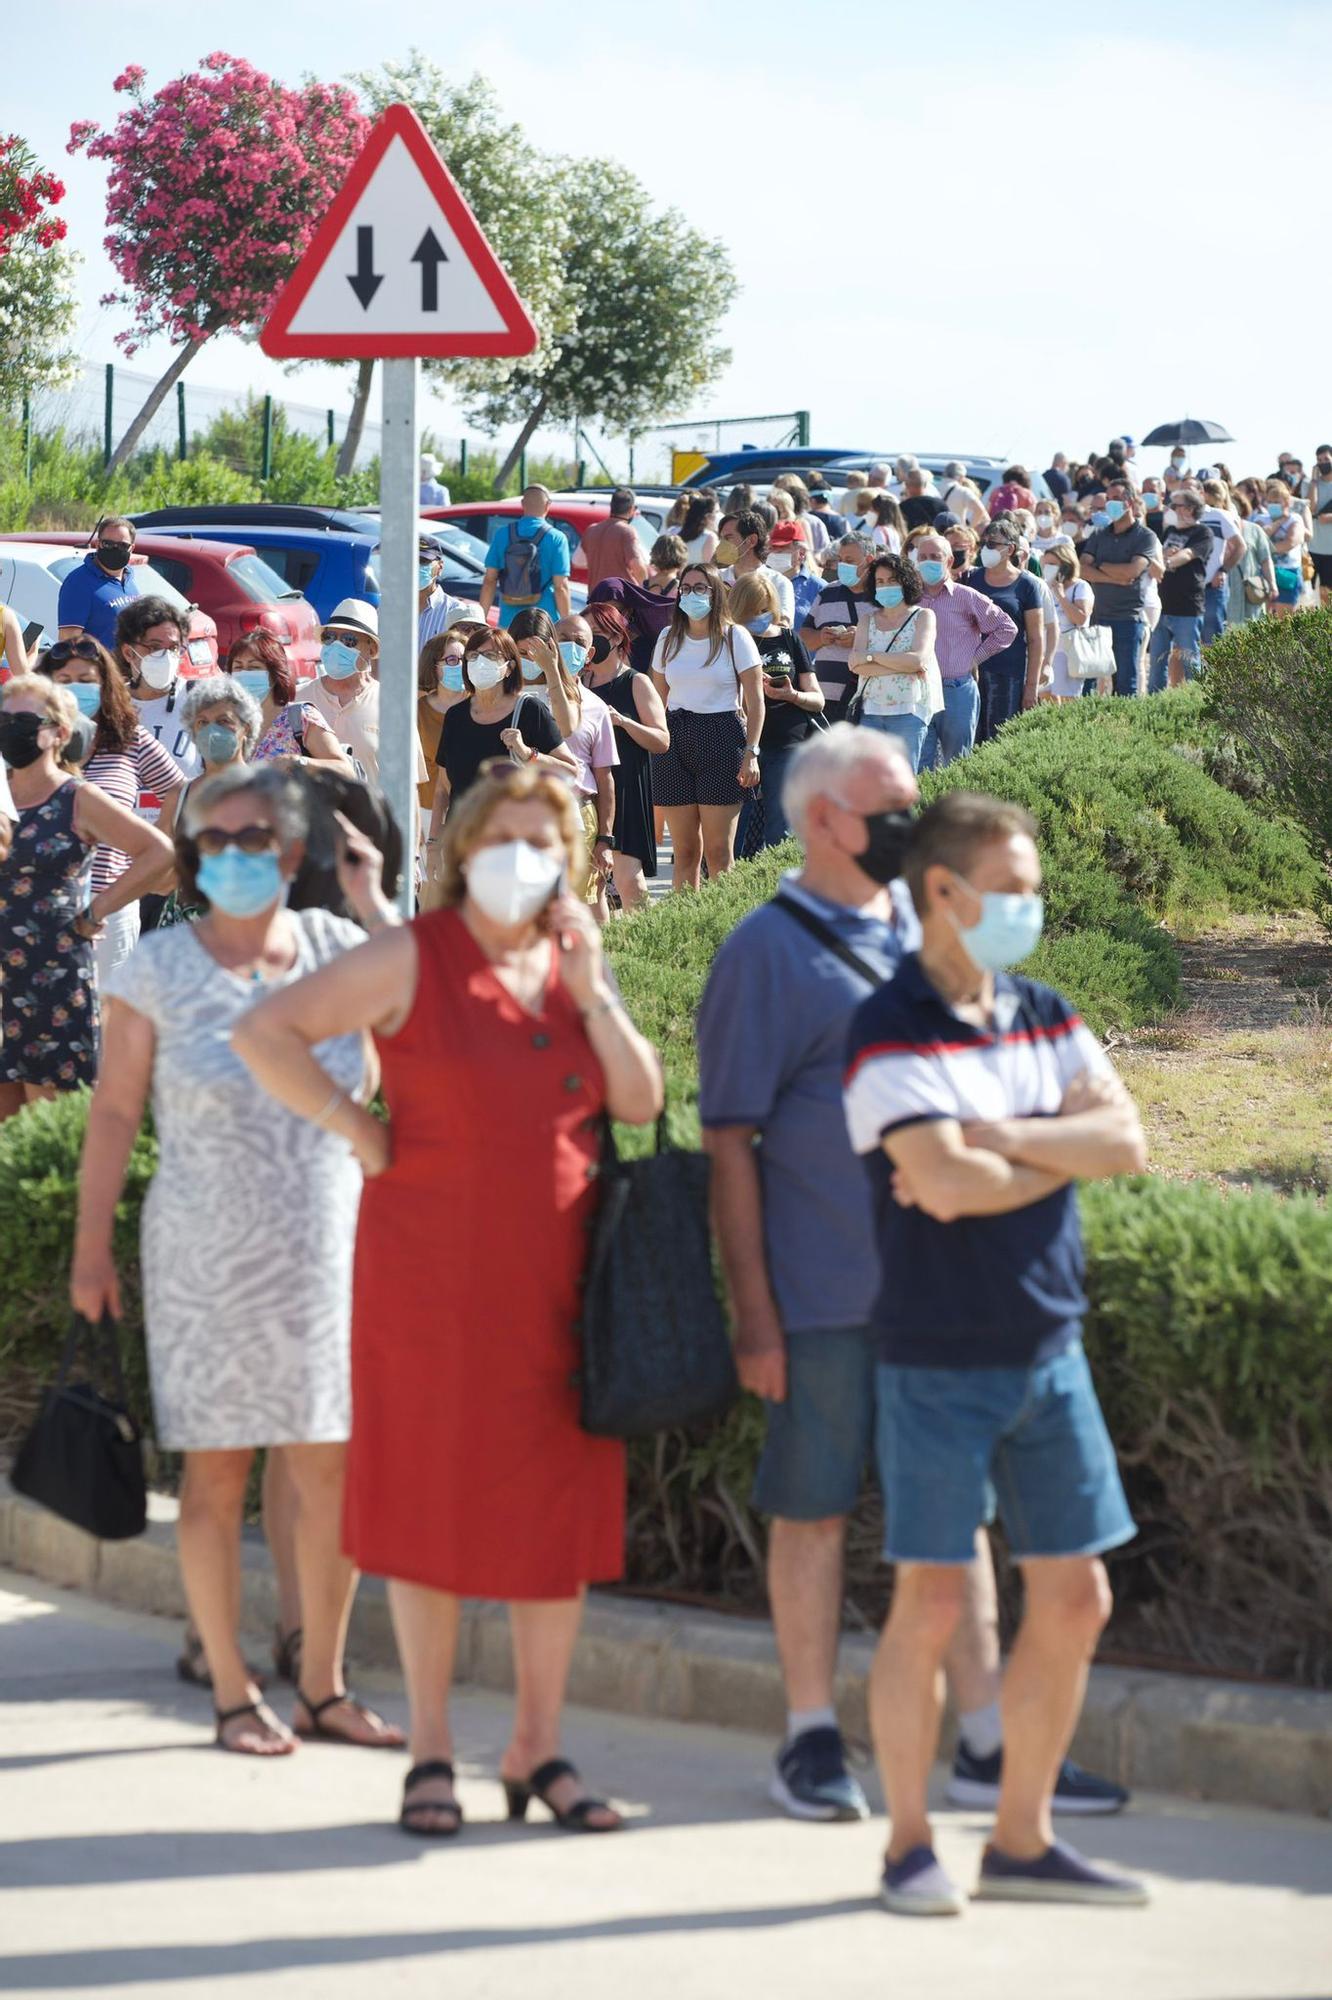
769,520,808,548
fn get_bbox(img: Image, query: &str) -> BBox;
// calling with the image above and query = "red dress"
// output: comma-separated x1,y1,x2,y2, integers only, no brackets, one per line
343,908,625,1599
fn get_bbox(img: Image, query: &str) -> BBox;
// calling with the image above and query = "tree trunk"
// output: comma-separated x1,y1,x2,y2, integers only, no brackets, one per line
336,359,376,477
107,339,207,474
492,395,549,496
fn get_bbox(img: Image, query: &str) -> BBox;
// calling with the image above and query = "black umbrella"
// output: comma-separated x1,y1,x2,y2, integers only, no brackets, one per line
1141,418,1234,448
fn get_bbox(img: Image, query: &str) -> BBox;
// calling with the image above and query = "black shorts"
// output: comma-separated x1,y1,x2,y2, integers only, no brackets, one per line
652,708,746,808
1309,552,1332,587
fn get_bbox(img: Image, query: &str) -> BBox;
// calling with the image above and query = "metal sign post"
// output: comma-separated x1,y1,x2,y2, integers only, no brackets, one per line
260,104,538,912
379,359,419,915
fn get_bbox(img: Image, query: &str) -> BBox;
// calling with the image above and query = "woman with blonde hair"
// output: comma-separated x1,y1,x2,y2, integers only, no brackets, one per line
649,560,764,889
415,622,480,807
1263,480,1307,617
235,759,662,1837
1040,540,1096,700
0,676,172,1121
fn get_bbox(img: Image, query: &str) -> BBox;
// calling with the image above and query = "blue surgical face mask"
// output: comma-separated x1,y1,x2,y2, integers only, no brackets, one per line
745,613,772,633
418,564,435,590
679,590,712,621
836,562,860,588
196,723,240,765
321,638,360,679
196,846,286,919
951,873,1045,973
558,640,587,673
914,558,946,586
440,660,465,692
1091,509,1110,530
521,659,545,682
1104,498,1126,523
875,584,904,608
1268,502,1285,520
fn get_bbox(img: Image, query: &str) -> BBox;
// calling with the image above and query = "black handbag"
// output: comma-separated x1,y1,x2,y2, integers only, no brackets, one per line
10,1313,148,1540
577,1118,737,1439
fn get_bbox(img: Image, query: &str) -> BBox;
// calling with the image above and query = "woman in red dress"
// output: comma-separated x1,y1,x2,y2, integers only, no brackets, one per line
236,762,662,1838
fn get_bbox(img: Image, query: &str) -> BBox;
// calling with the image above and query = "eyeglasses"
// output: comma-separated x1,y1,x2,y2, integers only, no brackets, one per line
191,824,280,857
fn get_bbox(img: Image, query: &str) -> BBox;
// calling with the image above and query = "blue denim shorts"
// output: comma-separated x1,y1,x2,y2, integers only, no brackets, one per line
753,1325,878,1520
874,1342,1135,1566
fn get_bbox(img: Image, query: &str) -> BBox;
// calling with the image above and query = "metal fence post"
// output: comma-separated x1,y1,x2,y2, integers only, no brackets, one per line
796,409,811,447
22,394,31,484
176,380,188,461
518,450,527,493
459,437,468,479
261,395,274,482
327,409,336,451
103,364,114,468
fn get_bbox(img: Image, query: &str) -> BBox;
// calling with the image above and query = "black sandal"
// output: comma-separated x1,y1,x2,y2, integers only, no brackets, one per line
400,1759,463,1839
293,1689,405,1748
272,1624,303,1686
177,1630,267,1691
503,1757,623,1833
214,1699,294,1755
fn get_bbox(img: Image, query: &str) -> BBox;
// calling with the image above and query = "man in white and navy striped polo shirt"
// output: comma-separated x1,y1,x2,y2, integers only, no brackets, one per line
843,790,1149,1917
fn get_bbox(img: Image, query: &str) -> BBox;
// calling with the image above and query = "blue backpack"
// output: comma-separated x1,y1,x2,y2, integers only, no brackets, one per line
500,520,549,606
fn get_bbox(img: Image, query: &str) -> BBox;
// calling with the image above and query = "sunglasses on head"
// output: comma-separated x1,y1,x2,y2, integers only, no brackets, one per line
46,639,101,664
190,824,280,857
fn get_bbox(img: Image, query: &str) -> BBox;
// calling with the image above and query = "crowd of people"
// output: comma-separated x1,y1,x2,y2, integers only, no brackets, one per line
0,436,1319,1913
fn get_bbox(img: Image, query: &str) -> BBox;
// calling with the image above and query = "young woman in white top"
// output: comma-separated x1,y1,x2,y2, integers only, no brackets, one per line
679,494,720,566
848,552,941,772
649,563,764,891
1041,540,1096,700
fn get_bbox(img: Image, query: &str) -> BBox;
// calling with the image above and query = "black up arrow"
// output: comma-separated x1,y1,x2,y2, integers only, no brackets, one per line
411,228,448,312
347,227,383,310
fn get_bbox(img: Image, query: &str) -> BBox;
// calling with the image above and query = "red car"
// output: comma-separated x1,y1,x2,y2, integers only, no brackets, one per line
9,531,321,678
420,499,651,587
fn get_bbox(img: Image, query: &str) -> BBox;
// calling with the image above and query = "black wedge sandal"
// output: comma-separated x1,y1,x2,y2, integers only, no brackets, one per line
502,1757,623,1833
400,1760,464,1839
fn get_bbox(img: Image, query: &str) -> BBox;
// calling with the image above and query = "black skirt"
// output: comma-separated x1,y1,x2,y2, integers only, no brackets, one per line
598,672,657,873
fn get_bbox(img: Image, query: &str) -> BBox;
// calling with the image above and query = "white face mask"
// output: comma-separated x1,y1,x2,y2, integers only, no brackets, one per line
466,839,563,927
980,546,1005,570
1034,515,1056,533
137,647,179,691
1041,564,1063,585
1163,508,1180,529
467,657,505,692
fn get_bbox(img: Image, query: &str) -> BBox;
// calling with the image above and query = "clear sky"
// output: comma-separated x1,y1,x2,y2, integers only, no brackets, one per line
9,0,1332,481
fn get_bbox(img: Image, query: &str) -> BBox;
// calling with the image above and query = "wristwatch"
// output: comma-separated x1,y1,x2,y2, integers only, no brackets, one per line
593,834,614,847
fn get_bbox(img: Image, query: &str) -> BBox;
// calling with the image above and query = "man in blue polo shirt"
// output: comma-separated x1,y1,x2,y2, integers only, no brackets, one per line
844,791,1148,1916
478,484,572,630
57,516,141,650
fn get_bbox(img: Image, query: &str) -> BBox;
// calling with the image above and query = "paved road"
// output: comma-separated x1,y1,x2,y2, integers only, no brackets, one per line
1,1570,1329,1999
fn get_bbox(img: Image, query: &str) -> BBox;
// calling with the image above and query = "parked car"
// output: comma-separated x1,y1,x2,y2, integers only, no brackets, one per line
0,542,218,675
420,498,649,586
3,531,319,678
677,448,1051,504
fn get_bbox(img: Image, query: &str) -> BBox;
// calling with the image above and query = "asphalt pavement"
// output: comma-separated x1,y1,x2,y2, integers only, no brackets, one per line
1,1569,1329,2000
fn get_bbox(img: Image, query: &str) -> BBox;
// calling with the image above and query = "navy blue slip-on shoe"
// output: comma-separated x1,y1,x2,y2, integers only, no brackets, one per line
947,1743,1130,1816
880,1844,966,1917
974,1837,1149,1906
769,1725,869,1823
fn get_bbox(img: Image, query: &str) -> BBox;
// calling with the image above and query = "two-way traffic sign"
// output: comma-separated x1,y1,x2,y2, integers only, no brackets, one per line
260,102,538,360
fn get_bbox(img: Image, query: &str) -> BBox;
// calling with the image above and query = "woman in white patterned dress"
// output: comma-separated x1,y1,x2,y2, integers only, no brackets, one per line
71,764,404,1758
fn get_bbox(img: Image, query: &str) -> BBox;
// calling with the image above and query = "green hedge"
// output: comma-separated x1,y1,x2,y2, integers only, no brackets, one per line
1203,605,1332,883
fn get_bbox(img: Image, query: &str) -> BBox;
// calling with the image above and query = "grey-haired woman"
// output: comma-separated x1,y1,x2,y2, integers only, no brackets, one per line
71,763,405,1759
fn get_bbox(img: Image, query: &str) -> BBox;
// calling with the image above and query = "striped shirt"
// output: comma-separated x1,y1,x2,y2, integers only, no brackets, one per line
86,728,187,894
920,579,1019,682
844,956,1110,1366
418,591,474,652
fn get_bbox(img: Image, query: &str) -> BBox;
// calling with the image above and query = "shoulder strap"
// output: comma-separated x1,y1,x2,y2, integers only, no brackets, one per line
772,891,888,987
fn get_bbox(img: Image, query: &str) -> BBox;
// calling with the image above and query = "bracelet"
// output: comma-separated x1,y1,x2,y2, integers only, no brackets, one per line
580,995,623,1023
593,834,614,847
312,1087,347,1128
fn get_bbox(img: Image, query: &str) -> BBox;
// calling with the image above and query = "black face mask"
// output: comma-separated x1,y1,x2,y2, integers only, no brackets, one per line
97,540,132,571
853,808,915,885
0,710,47,769
589,634,614,665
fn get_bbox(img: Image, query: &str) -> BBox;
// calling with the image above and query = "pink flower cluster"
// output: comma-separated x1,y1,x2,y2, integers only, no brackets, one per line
67,53,368,354
0,133,68,259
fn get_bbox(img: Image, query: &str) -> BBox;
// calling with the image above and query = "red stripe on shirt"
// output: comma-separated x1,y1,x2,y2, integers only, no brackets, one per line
844,1014,1084,1087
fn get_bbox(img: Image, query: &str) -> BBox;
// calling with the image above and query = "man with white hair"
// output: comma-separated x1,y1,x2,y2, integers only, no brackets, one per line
418,454,450,507
697,728,1129,1832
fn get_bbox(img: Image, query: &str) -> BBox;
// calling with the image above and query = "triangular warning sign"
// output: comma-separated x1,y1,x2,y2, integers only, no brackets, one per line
261,104,539,361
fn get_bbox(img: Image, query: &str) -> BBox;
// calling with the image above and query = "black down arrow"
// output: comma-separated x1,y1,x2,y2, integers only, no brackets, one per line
347,227,383,310
411,228,448,312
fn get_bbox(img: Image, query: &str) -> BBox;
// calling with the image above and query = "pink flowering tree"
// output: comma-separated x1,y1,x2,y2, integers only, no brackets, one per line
0,134,77,405
69,55,367,469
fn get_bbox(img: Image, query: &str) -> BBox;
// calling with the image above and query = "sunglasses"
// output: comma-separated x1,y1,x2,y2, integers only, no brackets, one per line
190,824,280,857
46,639,102,664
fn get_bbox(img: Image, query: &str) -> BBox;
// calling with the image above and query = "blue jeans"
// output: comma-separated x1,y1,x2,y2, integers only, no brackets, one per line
978,659,1025,742
1148,612,1204,693
875,1342,1136,1565
1083,616,1147,698
752,744,796,850
921,676,980,769
860,710,929,770
1202,576,1229,645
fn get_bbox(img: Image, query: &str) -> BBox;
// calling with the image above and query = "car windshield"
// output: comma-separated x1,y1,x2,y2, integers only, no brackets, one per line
227,552,304,603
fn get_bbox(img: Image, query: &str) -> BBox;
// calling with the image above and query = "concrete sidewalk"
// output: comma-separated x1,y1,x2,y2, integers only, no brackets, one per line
1,1571,1329,2000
